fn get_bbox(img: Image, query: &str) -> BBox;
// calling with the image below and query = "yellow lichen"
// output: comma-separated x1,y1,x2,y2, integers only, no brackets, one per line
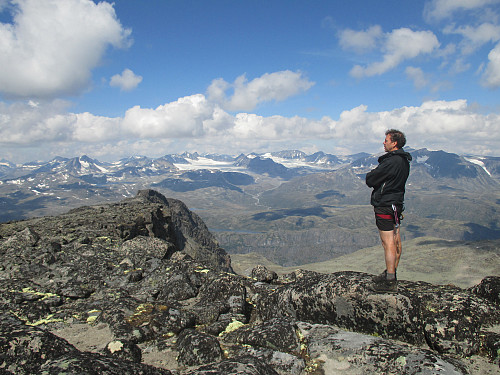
126,303,155,326
219,319,245,336
86,309,101,324
194,268,210,274
124,268,142,274
14,287,59,300
26,314,63,326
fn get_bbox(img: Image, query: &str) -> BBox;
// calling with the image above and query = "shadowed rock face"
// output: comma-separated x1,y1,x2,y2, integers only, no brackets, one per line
0,190,498,374
0,189,233,274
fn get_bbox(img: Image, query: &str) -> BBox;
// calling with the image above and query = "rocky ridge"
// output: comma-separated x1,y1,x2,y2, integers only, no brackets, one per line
0,190,498,374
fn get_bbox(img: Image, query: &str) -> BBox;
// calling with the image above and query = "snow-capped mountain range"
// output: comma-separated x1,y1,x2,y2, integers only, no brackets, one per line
2,148,498,179
1,148,499,223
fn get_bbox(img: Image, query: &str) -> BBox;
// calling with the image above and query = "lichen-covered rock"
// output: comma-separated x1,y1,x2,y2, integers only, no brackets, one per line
235,347,306,375
0,313,172,375
222,317,305,375
176,328,223,366
251,265,278,283
256,271,424,345
479,331,500,364
103,339,142,363
419,289,483,356
197,273,249,319
39,351,173,374
255,271,500,357
469,276,500,306
0,191,498,373
120,302,197,340
0,314,76,375
298,322,468,375
223,317,300,353
0,189,233,274
185,355,279,375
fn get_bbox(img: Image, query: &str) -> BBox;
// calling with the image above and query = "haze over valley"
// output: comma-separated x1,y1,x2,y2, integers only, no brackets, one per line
1,147,499,282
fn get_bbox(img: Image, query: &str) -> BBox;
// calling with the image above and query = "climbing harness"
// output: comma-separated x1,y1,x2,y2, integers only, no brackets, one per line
392,204,400,228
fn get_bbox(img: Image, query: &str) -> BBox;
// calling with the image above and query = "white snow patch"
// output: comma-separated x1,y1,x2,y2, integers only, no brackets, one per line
96,164,109,173
465,157,491,176
7,179,24,185
253,153,338,170
416,156,429,164
174,157,244,172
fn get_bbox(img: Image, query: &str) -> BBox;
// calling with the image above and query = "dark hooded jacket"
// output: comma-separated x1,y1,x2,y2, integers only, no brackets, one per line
366,148,412,207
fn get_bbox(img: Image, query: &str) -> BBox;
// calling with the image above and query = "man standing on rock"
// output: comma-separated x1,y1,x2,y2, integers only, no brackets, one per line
366,129,412,292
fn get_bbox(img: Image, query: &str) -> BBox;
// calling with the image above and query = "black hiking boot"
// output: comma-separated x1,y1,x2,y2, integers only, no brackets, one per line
372,270,397,283
371,278,398,293
372,270,387,283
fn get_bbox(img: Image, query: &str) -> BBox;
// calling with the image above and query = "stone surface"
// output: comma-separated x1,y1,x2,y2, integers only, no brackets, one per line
177,329,223,366
298,322,468,374
251,265,278,283
256,270,500,358
185,355,279,375
469,276,500,305
0,190,498,374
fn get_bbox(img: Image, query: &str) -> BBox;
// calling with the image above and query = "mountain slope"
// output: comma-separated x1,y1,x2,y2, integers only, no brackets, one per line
230,236,500,288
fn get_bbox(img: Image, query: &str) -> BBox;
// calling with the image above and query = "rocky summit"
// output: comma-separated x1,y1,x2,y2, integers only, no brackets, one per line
0,190,498,374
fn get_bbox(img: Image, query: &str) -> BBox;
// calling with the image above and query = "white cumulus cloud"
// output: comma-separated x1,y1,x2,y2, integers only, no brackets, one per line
444,23,500,55
349,28,440,78
424,0,500,21
405,66,430,89
207,70,315,111
339,25,383,53
2,89,500,161
0,0,131,99
481,42,500,88
110,69,143,91
122,94,214,138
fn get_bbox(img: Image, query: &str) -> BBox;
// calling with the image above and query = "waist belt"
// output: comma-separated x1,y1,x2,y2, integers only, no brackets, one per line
376,214,393,220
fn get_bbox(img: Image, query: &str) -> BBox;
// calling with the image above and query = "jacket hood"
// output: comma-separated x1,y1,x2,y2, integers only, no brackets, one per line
379,148,412,162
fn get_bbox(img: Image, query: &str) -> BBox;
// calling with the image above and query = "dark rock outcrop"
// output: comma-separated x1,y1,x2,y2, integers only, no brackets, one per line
185,355,279,375
469,276,500,305
0,314,172,374
0,190,498,374
256,270,499,358
251,264,278,283
0,189,232,275
177,329,223,366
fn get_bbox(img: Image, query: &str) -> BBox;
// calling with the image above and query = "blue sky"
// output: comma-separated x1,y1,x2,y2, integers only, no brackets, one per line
1,0,500,163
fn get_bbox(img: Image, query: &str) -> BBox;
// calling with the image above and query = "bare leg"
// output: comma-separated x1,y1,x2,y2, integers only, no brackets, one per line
394,227,402,269
378,229,397,274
